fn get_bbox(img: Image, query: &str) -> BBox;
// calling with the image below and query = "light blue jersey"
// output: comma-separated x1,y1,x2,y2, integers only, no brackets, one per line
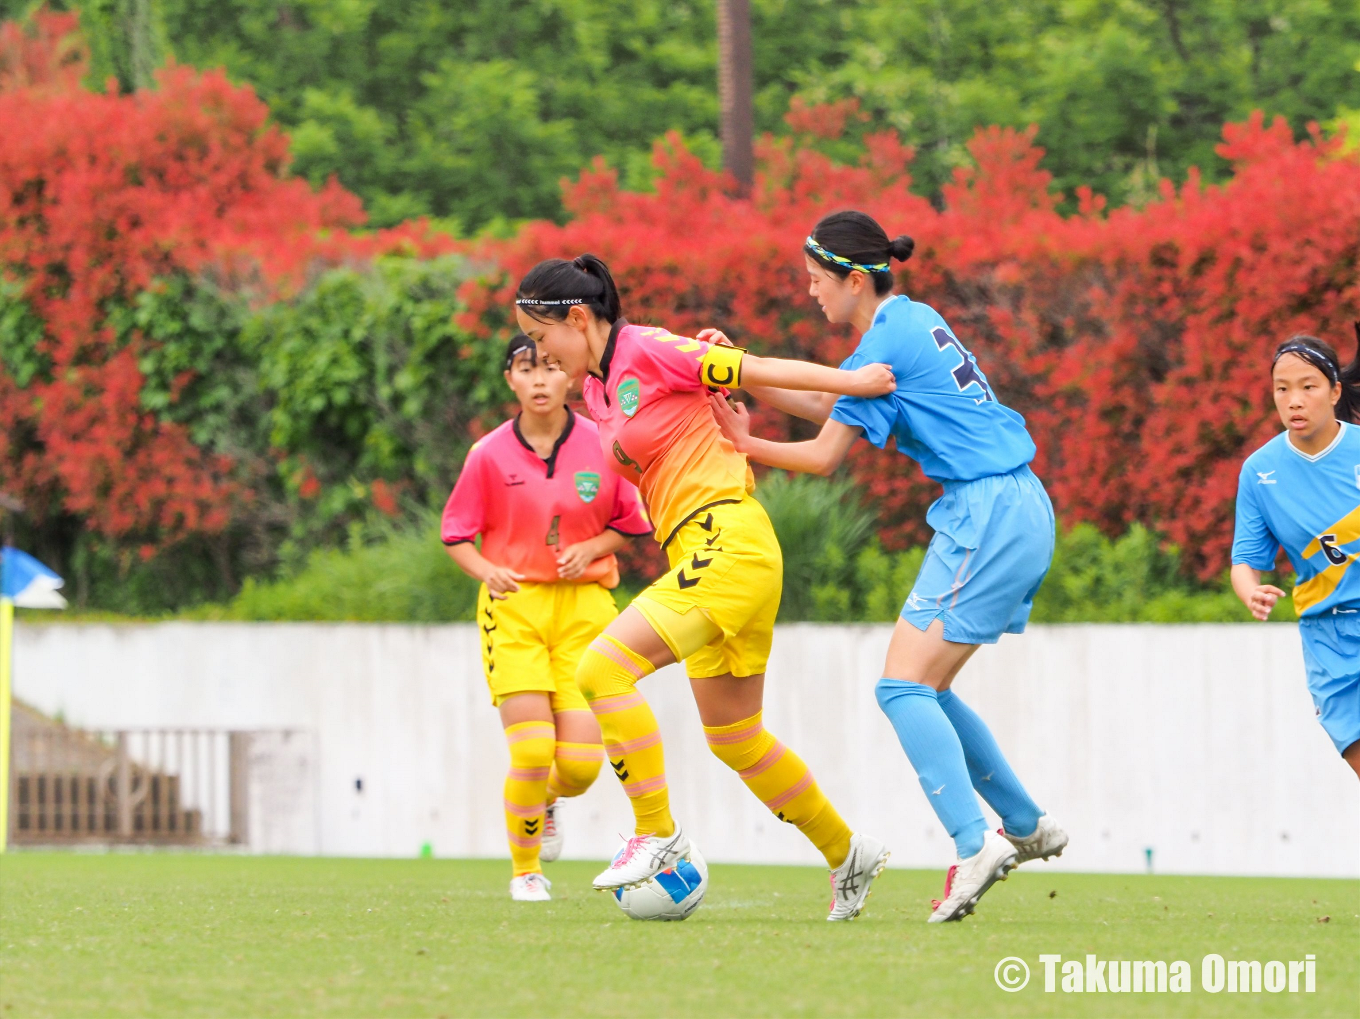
830,295,1053,644
829,295,1035,482
1232,423,1360,617
1233,423,1360,756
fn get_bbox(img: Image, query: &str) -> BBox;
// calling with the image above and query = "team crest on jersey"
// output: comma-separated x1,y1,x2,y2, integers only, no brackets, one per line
574,471,601,503
618,376,641,417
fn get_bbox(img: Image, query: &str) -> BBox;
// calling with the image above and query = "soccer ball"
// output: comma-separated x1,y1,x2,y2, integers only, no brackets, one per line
612,846,708,921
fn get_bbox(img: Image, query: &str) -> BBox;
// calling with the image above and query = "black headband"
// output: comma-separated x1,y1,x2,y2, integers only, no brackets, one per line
505,333,536,369
1274,343,1339,385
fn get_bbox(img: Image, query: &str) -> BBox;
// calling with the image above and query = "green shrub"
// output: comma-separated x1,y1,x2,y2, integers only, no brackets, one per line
753,472,877,621
176,478,1295,625
191,519,480,623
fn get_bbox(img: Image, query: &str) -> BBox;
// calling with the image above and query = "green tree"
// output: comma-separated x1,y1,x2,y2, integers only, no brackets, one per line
8,1,1355,222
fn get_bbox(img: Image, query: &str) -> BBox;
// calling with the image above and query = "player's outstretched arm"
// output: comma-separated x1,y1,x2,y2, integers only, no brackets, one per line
697,328,836,423
709,393,859,476
1230,562,1286,621
446,542,524,599
740,353,894,399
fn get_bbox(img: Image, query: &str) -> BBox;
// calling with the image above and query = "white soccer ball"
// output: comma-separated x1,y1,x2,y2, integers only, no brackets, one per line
612,846,708,921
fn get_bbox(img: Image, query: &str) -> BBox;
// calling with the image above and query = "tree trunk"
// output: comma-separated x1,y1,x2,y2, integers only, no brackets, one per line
716,0,754,197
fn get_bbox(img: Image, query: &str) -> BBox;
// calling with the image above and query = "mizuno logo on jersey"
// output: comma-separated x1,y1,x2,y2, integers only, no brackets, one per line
1257,471,1277,485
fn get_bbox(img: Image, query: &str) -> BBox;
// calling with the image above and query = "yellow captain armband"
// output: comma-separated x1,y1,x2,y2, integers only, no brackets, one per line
699,342,746,390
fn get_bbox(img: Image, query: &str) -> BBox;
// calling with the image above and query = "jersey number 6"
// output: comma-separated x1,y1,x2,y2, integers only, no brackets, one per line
1318,534,1349,566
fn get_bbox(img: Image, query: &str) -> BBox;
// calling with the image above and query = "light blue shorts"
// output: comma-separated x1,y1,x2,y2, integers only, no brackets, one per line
1299,610,1360,755
901,465,1055,645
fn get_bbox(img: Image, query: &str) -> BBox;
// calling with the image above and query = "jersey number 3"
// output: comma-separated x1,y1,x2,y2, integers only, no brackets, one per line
932,327,994,403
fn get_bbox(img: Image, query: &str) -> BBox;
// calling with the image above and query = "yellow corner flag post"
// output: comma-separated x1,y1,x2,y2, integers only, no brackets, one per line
0,546,67,854
0,595,11,854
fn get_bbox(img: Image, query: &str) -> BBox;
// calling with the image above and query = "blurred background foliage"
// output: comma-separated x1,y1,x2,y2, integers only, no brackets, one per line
148,473,1281,624
2,253,508,613
2,1,1343,622
6,0,1358,227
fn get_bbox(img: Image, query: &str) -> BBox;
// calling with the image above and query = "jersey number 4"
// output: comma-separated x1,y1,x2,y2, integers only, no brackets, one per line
932,327,994,403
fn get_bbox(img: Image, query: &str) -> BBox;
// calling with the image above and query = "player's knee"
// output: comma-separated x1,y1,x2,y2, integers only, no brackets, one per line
573,644,611,704
551,746,603,795
505,723,556,771
574,635,648,705
875,675,935,711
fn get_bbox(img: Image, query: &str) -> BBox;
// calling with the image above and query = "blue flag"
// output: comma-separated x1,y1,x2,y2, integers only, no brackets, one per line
1,547,66,609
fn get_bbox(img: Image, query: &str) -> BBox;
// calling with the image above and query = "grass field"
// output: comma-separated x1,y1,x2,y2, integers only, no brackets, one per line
1,854,1355,1018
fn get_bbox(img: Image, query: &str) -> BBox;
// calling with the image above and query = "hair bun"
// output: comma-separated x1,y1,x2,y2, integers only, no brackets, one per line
889,235,915,262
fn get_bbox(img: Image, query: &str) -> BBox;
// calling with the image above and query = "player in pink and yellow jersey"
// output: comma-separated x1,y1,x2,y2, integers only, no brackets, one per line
515,254,895,921
443,334,652,902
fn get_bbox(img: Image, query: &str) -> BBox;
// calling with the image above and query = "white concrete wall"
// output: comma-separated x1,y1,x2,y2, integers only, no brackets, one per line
12,621,1357,876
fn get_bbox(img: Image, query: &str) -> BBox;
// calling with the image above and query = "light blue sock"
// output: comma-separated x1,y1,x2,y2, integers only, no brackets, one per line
874,678,988,859
936,688,1042,839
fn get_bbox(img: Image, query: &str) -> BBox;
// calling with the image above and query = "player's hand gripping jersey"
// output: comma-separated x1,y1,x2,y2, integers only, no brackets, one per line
581,320,752,548
441,411,651,589
1232,422,1360,616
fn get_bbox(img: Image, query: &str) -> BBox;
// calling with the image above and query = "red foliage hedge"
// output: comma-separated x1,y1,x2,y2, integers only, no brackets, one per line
4,11,1358,584
465,115,1360,580
0,12,451,552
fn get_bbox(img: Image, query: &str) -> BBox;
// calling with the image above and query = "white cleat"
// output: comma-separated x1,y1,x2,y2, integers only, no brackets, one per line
928,830,1018,923
509,872,552,902
592,825,692,890
1001,813,1068,865
539,801,563,863
827,832,891,921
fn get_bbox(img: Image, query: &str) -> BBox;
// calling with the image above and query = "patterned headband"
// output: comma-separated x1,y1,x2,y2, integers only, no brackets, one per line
515,297,589,306
804,236,889,275
1274,343,1339,385
504,334,536,369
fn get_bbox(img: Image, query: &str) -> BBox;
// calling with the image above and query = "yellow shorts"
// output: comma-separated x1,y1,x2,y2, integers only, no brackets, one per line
477,581,619,709
632,496,782,679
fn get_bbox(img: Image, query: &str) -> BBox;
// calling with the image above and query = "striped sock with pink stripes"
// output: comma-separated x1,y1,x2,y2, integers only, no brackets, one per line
575,634,673,838
703,711,851,869
502,720,555,875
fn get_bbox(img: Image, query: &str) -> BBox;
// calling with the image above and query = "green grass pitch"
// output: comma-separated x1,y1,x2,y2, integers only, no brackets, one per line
1,854,1355,1017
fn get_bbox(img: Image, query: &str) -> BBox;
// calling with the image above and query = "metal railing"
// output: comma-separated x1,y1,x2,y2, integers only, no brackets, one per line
10,727,252,846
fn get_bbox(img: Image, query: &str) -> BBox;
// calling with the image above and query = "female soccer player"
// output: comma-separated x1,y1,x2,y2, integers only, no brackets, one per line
706,211,1068,923
514,254,896,921
442,333,652,901
1231,333,1360,781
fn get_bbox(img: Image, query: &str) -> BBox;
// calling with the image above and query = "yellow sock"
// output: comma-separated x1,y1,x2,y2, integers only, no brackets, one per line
704,711,852,868
547,740,603,799
503,720,555,875
576,635,673,837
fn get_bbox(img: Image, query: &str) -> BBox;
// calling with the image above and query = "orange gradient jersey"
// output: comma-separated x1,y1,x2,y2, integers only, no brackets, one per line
441,412,652,588
581,321,754,548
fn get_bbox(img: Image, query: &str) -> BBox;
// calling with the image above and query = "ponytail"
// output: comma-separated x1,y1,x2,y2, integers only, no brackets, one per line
806,210,914,296
1341,322,1360,424
516,254,622,324
1272,329,1360,424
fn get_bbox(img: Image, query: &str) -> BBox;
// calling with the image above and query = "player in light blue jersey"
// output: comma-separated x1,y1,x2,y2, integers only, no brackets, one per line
1231,332,1360,781
706,210,1066,923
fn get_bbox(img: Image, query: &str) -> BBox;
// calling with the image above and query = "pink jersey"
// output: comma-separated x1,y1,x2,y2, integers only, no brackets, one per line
441,412,651,588
581,320,753,548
